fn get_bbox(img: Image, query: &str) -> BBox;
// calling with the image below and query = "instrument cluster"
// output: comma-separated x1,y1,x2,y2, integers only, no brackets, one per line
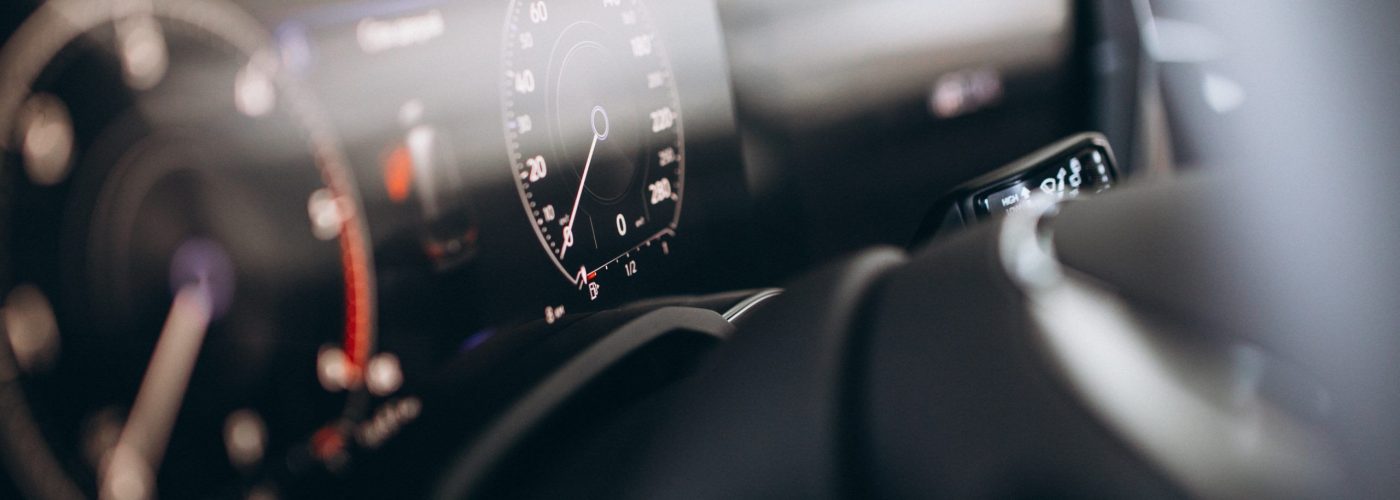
0,0,758,498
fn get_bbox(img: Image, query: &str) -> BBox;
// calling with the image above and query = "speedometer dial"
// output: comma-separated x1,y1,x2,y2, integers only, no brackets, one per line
0,0,380,498
501,0,683,297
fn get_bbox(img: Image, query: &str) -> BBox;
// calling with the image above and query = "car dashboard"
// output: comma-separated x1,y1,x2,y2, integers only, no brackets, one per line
11,0,1397,499
0,0,1090,497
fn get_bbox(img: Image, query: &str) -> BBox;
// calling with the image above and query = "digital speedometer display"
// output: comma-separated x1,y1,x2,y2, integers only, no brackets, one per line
501,0,683,300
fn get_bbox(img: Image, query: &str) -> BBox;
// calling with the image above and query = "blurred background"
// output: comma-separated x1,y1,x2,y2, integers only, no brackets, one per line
1,0,1397,498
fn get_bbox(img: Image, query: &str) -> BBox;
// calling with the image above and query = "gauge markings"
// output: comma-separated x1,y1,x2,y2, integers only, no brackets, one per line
501,0,684,292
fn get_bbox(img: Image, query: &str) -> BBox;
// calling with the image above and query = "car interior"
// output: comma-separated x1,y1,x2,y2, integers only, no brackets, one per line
2,0,1398,498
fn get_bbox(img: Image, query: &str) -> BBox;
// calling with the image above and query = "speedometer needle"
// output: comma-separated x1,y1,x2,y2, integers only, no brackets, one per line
101,285,213,500
561,105,609,261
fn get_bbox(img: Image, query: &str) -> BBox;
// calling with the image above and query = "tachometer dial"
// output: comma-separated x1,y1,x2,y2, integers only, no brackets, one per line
0,0,380,498
501,0,683,297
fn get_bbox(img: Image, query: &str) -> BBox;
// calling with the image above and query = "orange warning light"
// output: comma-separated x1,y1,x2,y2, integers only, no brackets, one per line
384,144,413,203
